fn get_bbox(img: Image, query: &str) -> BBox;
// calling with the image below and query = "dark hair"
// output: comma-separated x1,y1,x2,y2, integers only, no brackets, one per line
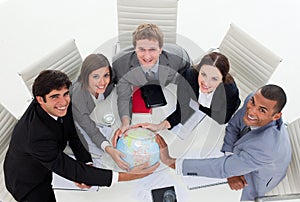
132,23,164,48
32,70,71,101
78,54,112,89
195,52,234,84
260,84,287,113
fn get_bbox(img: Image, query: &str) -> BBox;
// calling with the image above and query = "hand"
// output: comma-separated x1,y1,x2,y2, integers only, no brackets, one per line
227,175,248,190
134,120,171,132
118,162,160,182
155,134,176,169
112,117,131,147
105,146,130,171
112,128,124,147
133,123,161,132
74,182,91,189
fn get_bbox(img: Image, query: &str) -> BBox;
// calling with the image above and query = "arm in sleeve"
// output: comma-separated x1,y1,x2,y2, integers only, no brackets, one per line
182,144,274,179
117,77,132,119
29,126,112,187
166,69,197,128
72,95,107,150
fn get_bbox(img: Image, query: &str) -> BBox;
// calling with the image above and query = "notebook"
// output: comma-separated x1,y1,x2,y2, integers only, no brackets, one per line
140,83,167,108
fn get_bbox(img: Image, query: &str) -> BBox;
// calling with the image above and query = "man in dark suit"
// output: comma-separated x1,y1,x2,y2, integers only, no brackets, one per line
4,70,159,202
112,23,192,136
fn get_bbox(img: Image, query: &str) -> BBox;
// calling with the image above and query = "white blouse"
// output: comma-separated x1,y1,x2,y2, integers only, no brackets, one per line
198,90,215,108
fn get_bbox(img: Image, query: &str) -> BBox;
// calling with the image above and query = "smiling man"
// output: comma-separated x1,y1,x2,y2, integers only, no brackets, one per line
111,23,192,135
3,70,159,202
156,84,292,201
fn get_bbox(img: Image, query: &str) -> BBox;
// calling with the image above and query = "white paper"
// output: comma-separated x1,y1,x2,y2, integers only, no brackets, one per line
171,99,206,140
132,165,187,202
52,155,103,191
52,173,99,191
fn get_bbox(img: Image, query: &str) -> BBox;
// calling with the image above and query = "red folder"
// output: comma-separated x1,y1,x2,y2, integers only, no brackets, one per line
132,86,152,114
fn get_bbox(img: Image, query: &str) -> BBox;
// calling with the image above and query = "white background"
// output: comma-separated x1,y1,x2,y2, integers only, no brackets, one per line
0,0,300,122
0,0,299,201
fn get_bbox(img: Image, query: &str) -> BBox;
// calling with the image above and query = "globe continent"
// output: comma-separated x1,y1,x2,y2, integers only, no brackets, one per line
116,127,159,168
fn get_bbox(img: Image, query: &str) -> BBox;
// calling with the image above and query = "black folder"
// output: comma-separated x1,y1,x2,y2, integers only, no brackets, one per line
140,82,167,108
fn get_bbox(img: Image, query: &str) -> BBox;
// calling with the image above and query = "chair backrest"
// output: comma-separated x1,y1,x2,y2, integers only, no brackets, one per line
255,118,300,201
117,0,178,50
18,39,82,94
0,104,18,202
219,23,282,101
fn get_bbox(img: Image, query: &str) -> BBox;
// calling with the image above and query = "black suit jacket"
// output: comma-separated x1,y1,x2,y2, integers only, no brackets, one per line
167,68,241,128
4,99,112,201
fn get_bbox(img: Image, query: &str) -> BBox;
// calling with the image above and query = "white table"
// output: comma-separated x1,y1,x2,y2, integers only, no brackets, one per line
55,84,242,202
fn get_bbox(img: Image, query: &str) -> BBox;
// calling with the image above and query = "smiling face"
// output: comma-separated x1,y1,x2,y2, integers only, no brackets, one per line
135,39,162,69
198,64,223,94
87,67,110,96
36,86,70,117
243,90,282,127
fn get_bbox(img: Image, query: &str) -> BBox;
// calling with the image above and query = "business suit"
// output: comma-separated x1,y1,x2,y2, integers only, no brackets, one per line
167,68,241,128
112,43,191,119
70,80,113,151
4,99,112,201
181,94,291,201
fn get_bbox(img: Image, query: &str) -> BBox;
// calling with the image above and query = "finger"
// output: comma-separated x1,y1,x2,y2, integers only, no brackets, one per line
112,136,118,147
119,158,130,169
147,162,160,171
113,130,123,147
241,175,248,186
155,135,166,148
117,150,126,159
130,123,144,128
119,162,130,171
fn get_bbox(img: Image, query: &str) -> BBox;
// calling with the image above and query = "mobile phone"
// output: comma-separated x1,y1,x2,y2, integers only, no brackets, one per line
151,186,177,202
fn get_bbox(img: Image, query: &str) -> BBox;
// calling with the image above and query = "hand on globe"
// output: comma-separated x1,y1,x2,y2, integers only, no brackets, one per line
105,146,130,171
112,128,123,147
118,162,160,182
116,128,160,169
155,134,176,169
133,120,171,132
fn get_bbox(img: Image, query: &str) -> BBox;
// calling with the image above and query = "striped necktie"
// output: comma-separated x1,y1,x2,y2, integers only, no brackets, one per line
146,70,155,81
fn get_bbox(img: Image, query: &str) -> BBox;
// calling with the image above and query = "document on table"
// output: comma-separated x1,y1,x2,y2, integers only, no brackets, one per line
184,176,227,190
52,173,99,191
171,99,206,140
132,164,187,202
52,155,102,191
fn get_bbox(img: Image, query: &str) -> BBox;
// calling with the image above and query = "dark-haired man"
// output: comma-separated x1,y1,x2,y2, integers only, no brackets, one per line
156,84,291,201
4,70,159,202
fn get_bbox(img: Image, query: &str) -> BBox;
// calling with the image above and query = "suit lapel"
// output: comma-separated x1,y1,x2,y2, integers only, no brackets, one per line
158,53,171,85
234,121,277,145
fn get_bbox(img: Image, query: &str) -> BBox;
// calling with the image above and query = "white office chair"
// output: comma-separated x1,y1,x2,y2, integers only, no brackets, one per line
0,104,18,202
218,23,282,101
18,38,83,95
116,0,178,51
94,0,203,63
255,118,300,202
